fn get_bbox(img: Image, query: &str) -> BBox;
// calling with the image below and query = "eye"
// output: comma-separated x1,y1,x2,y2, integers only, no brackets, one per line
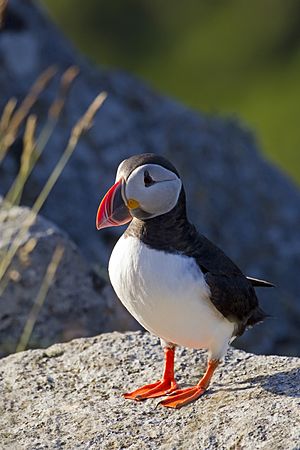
144,170,155,187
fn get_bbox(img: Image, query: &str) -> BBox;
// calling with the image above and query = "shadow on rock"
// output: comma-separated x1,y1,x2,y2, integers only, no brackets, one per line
215,367,300,398
243,367,300,398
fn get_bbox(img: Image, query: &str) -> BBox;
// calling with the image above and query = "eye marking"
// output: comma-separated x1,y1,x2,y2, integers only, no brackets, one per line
144,170,155,187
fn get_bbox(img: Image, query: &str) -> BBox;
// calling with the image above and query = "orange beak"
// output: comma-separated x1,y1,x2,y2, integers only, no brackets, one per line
96,179,132,230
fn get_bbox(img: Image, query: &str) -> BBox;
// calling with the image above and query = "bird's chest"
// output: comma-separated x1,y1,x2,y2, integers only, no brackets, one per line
108,235,223,347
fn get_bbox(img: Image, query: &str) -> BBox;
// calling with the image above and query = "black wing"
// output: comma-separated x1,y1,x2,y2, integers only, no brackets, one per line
188,232,268,336
126,198,269,336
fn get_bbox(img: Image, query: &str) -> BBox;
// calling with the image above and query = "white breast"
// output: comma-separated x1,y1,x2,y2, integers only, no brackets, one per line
108,235,234,359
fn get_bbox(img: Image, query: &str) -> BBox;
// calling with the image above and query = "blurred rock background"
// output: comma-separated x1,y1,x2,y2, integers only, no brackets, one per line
43,0,300,186
0,200,138,358
0,0,299,357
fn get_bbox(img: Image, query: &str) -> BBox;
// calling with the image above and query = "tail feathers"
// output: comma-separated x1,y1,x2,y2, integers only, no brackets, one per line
247,276,275,288
247,307,269,327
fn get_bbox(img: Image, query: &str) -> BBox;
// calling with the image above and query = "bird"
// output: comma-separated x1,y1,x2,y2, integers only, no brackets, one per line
96,153,273,409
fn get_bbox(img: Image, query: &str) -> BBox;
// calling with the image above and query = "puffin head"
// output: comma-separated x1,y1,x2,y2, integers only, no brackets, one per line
96,153,182,230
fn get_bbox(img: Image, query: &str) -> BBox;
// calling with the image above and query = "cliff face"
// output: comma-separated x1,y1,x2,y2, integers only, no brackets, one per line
0,0,300,356
0,331,299,449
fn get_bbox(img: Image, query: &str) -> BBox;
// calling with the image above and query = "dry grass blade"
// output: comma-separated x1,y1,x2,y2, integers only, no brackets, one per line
0,98,17,136
22,115,37,172
3,66,80,207
5,115,37,205
16,245,65,353
0,91,107,292
9,66,57,133
0,65,57,164
0,0,7,28
0,210,36,296
27,66,80,169
33,91,107,213
49,66,79,120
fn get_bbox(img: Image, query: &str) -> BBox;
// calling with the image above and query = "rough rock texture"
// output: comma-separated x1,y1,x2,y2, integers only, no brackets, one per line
0,0,300,356
0,202,138,358
0,331,299,450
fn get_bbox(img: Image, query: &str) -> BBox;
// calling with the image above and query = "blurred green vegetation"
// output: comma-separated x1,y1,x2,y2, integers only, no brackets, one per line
42,0,300,184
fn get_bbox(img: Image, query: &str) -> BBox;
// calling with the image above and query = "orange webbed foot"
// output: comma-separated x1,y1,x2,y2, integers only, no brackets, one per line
159,385,206,408
159,359,219,409
124,379,178,400
124,346,177,401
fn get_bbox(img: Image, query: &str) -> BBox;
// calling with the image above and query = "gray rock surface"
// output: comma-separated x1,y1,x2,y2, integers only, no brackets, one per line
0,202,138,358
0,331,299,450
0,0,300,356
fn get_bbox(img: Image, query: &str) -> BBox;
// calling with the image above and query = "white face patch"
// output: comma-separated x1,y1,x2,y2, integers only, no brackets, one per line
124,164,182,218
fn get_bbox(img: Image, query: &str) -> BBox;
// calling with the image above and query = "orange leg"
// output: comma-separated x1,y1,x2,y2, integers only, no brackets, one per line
159,359,219,409
124,347,178,400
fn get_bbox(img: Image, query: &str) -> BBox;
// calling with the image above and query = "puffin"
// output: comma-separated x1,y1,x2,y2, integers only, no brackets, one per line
96,153,273,409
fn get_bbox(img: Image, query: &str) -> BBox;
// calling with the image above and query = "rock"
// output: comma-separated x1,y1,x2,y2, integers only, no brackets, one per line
0,331,299,449
0,0,300,356
0,202,138,358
